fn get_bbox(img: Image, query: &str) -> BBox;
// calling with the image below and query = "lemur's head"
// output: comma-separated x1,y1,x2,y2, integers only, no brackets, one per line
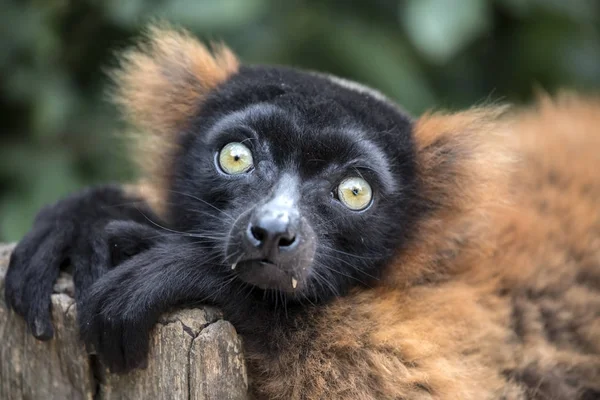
177,66,417,301
115,26,508,304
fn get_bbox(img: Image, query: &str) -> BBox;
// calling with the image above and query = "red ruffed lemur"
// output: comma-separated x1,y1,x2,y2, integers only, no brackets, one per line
5,26,600,399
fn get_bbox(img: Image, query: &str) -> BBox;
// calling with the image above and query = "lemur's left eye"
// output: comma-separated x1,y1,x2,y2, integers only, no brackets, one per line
337,177,372,211
218,142,254,175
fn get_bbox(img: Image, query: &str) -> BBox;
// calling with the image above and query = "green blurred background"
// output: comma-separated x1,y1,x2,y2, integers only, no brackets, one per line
1,0,599,241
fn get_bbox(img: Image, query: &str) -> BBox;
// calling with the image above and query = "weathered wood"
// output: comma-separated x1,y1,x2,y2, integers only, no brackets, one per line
0,243,248,400
190,320,248,400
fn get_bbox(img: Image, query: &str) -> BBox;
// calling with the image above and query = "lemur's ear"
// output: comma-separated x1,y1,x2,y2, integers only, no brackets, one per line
413,107,513,218
111,25,239,215
112,24,238,136
388,107,515,285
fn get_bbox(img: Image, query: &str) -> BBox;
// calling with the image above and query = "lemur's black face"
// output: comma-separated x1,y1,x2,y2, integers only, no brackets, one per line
169,66,417,304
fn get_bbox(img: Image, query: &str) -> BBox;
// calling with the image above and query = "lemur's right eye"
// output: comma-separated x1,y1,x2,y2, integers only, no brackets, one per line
337,177,373,211
218,142,254,175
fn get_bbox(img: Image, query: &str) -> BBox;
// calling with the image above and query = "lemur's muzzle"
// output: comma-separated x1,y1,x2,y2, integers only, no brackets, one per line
227,174,316,292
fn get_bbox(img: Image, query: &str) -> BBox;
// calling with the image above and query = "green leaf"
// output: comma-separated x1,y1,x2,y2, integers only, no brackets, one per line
0,151,82,241
326,18,436,114
401,0,491,64
105,0,268,31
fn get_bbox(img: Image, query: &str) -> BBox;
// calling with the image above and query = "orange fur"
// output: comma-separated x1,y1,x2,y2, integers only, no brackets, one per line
111,27,600,397
386,106,515,287
248,97,600,399
112,25,239,215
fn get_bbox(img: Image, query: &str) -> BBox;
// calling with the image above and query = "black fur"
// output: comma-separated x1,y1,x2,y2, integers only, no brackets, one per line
5,66,418,372
4,185,161,339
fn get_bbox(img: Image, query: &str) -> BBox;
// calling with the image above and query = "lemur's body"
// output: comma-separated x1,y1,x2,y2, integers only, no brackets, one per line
5,27,600,399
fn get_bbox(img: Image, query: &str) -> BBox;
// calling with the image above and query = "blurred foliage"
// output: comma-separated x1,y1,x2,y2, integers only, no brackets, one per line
1,0,599,241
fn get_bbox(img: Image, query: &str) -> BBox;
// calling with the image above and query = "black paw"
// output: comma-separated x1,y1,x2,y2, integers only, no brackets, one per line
78,261,156,373
76,239,209,373
5,223,73,339
4,185,162,340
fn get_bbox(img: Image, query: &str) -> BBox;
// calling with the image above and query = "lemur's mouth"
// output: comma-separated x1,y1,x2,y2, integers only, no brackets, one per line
231,257,276,268
233,258,300,292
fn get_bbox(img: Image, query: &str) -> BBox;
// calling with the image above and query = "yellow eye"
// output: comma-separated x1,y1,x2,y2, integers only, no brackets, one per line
337,177,372,211
218,142,254,175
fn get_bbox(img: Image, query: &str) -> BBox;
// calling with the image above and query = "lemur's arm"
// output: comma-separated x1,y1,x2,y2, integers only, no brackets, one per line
4,26,242,356
5,181,234,373
4,184,162,339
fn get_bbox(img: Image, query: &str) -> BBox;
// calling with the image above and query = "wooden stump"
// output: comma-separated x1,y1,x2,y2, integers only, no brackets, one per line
0,243,248,400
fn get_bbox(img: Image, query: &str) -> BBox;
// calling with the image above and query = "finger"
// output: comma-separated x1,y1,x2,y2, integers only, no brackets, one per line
5,250,26,314
4,225,52,315
98,317,126,373
77,294,102,354
23,225,73,340
122,313,152,371
72,231,112,300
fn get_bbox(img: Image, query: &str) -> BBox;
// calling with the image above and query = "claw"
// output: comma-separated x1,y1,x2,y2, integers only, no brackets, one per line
292,277,297,289
231,262,237,270
32,317,53,341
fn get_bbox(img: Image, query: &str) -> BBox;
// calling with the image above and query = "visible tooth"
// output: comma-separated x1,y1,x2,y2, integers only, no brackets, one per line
292,278,298,289
231,262,237,270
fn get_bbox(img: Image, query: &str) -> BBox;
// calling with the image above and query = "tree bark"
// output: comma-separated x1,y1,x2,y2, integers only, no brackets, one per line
0,243,248,400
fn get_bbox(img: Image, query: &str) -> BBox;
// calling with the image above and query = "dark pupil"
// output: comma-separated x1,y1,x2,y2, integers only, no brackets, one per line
352,187,360,196
233,155,240,162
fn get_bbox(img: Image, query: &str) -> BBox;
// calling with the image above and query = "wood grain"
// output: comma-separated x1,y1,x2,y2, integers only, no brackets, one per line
0,243,248,400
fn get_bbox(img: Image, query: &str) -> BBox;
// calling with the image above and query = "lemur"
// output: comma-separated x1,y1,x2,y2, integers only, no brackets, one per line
5,26,600,399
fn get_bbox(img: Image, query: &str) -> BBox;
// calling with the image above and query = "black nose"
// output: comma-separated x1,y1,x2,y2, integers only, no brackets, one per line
246,208,297,255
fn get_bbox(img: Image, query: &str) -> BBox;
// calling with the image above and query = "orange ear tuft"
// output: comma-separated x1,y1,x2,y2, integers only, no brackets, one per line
112,24,239,136
387,106,516,285
111,25,239,217
414,106,513,218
